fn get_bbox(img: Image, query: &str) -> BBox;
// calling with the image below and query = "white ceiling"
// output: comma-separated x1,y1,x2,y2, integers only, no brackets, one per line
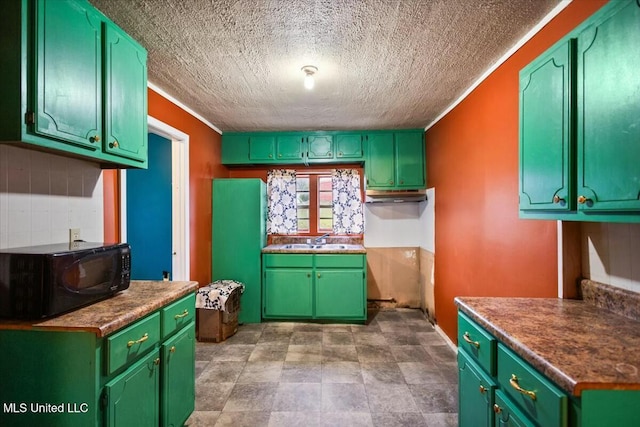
89,0,563,133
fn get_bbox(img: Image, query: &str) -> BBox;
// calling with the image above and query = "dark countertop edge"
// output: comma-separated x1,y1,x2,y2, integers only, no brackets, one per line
0,281,199,337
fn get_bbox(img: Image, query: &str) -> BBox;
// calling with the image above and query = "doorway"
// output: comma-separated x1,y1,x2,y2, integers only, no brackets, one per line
120,116,190,281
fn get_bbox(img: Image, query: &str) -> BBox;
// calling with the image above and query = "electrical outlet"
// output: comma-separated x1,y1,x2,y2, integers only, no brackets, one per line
69,228,81,243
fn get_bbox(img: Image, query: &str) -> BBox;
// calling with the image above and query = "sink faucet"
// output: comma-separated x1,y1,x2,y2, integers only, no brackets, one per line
314,233,330,244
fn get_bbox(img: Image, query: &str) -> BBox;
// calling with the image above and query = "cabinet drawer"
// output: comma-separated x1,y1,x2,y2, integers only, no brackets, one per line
458,311,496,375
264,254,313,268
497,343,567,427
161,293,195,339
106,312,161,376
315,254,364,268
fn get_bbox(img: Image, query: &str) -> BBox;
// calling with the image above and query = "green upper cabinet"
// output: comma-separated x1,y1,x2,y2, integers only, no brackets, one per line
221,131,364,165
221,133,249,164
365,131,426,190
576,0,640,213
277,134,305,161
335,133,364,160
307,134,334,161
249,135,276,161
34,0,102,150
366,133,395,188
519,40,575,212
0,0,148,168
103,21,148,163
519,0,640,222
395,131,426,188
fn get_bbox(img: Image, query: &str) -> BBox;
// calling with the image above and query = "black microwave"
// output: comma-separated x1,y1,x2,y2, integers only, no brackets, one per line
0,242,131,320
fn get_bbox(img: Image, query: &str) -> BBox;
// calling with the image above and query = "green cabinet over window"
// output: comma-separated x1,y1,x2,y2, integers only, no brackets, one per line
262,253,367,321
0,0,148,168
519,0,640,222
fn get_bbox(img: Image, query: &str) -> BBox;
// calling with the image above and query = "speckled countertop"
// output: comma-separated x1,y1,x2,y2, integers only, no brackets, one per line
0,280,198,337
455,297,640,396
262,236,366,254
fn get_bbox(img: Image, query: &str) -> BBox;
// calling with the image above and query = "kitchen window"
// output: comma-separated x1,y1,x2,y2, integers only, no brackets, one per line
296,173,333,234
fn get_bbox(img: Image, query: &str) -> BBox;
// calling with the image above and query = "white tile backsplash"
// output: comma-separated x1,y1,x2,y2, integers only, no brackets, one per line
0,145,104,249
581,222,640,293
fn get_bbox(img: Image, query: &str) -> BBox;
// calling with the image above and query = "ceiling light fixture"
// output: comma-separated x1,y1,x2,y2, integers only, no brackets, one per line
301,65,318,90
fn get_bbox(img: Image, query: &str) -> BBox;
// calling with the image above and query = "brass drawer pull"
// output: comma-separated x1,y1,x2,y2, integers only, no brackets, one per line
174,309,189,319
509,374,537,400
127,333,149,348
463,332,480,348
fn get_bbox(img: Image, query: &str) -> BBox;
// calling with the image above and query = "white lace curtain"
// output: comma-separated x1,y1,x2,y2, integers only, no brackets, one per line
332,169,364,234
266,169,298,234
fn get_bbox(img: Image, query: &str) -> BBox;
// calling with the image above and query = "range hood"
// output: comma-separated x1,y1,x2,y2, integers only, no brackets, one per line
365,189,427,203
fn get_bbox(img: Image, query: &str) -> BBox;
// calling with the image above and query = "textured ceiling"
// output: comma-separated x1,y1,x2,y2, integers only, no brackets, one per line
89,0,562,132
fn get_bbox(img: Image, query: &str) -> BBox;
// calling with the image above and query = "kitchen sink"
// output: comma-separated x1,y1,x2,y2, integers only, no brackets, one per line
282,243,347,249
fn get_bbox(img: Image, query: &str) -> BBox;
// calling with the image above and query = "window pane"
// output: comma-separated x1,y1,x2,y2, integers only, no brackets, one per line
297,208,309,219
319,207,332,218
318,218,333,232
297,192,310,206
319,191,332,206
319,177,332,191
297,177,310,191
297,219,309,232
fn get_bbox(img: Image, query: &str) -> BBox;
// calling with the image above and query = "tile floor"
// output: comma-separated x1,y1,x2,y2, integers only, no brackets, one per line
186,308,458,427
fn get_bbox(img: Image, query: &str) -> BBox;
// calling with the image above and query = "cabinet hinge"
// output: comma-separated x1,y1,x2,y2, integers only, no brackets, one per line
25,111,35,125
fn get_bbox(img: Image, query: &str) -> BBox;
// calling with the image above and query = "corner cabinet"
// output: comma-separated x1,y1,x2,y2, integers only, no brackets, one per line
262,253,367,322
0,0,148,168
365,131,426,190
0,292,196,427
519,0,640,222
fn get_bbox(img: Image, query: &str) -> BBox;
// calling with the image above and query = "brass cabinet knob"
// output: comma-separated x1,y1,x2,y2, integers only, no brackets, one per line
278,153,282,157
389,180,394,185
493,404,502,414
479,385,486,394
269,154,273,158
154,358,160,365
338,151,343,156
317,273,321,278
109,141,119,149
553,195,565,204
170,346,176,353
89,135,100,143
577,195,589,204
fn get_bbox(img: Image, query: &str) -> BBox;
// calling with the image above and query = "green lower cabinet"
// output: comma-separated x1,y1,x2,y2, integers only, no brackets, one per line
315,270,365,318
104,350,161,427
494,390,535,427
264,269,313,317
458,350,497,427
161,322,196,427
262,253,366,321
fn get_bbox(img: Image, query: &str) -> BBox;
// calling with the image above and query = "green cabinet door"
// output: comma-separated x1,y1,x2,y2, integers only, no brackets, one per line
395,132,426,188
35,0,102,149
276,135,304,161
519,40,575,211
161,323,195,427
335,134,364,160
104,350,161,427
494,390,535,427
249,135,276,161
264,269,313,317
222,133,249,164
366,132,395,188
307,134,334,160
458,350,496,427
315,270,365,318
577,0,640,212
104,22,148,163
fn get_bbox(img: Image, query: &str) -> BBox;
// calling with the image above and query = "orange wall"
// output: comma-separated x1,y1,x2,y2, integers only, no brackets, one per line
426,0,607,341
104,88,228,287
